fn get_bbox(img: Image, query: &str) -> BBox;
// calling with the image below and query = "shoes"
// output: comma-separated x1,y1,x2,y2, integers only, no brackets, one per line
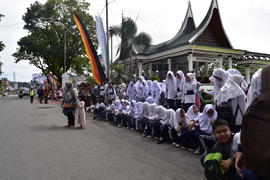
188,148,195,152
176,144,180,148
181,146,187,150
157,138,164,144
172,142,176,146
154,137,159,140
194,148,201,154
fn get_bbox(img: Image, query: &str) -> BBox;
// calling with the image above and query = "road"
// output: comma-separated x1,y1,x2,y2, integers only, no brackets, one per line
0,95,203,180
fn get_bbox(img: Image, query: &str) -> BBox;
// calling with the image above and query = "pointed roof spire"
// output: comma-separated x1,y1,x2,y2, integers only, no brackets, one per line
166,1,195,44
187,0,232,48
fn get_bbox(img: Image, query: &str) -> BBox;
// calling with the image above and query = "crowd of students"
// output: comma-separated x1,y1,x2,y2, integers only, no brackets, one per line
71,66,269,180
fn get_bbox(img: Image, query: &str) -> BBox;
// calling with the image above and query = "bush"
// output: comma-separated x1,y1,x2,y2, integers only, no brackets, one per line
149,75,160,82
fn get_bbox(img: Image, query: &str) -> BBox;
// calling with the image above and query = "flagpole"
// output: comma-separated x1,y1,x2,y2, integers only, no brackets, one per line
106,0,110,81
64,29,67,73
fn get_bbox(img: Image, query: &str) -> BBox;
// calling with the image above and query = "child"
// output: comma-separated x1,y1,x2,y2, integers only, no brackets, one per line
76,96,86,129
203,119,239,180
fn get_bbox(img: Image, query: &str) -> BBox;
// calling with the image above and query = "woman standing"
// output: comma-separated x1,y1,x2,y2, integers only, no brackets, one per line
165,71,176,109
62,82,78,128
183,73,197,112
174,70,185,110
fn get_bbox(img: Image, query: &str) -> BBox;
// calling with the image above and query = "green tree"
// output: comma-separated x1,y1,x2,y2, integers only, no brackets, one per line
13,0,98,82
115,17,152,79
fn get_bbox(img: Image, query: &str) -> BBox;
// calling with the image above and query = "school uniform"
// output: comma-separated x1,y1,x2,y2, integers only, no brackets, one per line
183,73,197,112
174,71,185,110
157,109,175,143
165,71,176,109
134,76,147,102
99,85,106,102
127,82,137,101
151,106,167,138
151,81,162,105
138,102,151,132
106,86,117,102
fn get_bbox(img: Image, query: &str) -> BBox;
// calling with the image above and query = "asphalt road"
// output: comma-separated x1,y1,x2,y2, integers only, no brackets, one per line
0,95,203,180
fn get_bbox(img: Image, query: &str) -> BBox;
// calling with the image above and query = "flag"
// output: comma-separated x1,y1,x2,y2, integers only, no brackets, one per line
95,15,108,73
73,13,107,85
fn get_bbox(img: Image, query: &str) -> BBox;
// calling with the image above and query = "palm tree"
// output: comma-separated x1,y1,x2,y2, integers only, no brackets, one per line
108,25,120,64
117,17,152,80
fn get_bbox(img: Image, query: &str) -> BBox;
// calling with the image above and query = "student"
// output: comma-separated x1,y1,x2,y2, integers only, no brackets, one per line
180,105,200,150
138,102,151,134
118,80,127,100
158,82,167,107
121,100,132,128
127,82,137,101
157,109,175,144
128,100,137,129
226,68,248,93
151,106,167,139
133,102,143,131
145,80,153,99
183,73,197,112
98,82,106,103
217,74,246,133
165,71,176,109
134,76,147,102
206,68,228,101
189,104,217,154
105,82,117,102
93,100,106,120
172,108,186,147
76,96,86,129
106,100,115,123
203,119,239,180
144,103,158,137
174,70,185,110
151,80,162,105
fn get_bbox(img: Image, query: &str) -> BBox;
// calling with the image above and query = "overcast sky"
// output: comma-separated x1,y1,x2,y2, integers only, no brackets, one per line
0,0,270,82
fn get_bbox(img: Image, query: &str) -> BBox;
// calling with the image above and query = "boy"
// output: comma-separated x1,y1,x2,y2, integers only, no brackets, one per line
203,119,239,180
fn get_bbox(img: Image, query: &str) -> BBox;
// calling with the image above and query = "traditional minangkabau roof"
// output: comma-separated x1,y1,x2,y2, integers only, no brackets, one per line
144,1,196,55
143,0,232,56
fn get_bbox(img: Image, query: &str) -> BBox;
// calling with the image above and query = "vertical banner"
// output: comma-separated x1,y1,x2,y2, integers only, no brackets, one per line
95,15,108,74
73,13,107,85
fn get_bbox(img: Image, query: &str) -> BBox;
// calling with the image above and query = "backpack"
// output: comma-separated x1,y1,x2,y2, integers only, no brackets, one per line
241,65,270,179
203,152,225,180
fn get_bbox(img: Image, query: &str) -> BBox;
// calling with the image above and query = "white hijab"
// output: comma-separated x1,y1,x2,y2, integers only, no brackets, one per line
127,82,136,94
149,103,157,118
226,68,248,92
141,102,151,118
159,82,166,93
152,80,162,93
217,74,246,105
114,100,122,110
209,68,228,99
136,102,143,116
246,68,262,109
165,109,176,127
154,106,167,120
165,71,176,88
198,104,217,134
186,105,199,124
174,70,185,92
146,96,154,104
186,73,197,85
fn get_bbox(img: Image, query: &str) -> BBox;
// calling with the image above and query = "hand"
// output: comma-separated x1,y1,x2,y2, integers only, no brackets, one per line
221,159,234,170
235,152,244,178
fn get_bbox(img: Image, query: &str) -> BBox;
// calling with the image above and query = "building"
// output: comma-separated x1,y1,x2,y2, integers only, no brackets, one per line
115,0,270,84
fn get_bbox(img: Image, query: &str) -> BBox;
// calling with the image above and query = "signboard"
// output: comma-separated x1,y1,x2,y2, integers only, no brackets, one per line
193,56,219,63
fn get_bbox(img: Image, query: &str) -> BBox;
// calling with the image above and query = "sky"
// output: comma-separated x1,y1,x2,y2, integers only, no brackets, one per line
0,0,270,82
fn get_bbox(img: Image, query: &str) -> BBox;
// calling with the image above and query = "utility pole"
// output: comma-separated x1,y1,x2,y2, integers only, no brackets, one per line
106,0,110,81
13,72,16,91
64,29,67,73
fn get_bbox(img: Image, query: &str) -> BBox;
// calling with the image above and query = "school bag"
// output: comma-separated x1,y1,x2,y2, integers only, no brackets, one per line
203,152,225,180
241,65,270,179
216,100,240,127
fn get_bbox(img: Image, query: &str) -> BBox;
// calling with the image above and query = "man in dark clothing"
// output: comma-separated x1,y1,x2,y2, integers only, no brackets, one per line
37,87,45,103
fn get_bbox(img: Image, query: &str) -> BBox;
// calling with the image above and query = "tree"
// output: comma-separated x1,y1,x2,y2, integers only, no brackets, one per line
13,0,98,82
116,17,152,79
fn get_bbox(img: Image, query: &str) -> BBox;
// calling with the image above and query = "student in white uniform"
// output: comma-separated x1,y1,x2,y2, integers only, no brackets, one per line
174,70,185,110
118,80,127,100
143,103,158,137
138,102,151,133
217,74,247,133
145,80,153,99
127,82,137,101
183,73,197,112
226,69,248,93
135,76,147,102
165,71,176,109
171,108,186,147
206,68,228,101
180,105,200,150
133,102,143,131
157,109,175,144
151,106,167,139
98,82,106,103
158,82,166,107
151,80,162,105
192,104,217,154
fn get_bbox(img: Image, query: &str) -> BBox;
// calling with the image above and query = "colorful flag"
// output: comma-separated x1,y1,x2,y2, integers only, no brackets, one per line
73,13,107,85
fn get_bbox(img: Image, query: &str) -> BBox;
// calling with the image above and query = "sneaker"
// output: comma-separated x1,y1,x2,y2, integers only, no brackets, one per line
181,146,187,150
194,148,201,154
188,148,195,152
176,144,180,148
172,142,176,146
154,137,159,140
147,135,151,138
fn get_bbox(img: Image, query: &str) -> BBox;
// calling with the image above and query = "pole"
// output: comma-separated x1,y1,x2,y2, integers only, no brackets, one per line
106,0,110,80
64,30,67,73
